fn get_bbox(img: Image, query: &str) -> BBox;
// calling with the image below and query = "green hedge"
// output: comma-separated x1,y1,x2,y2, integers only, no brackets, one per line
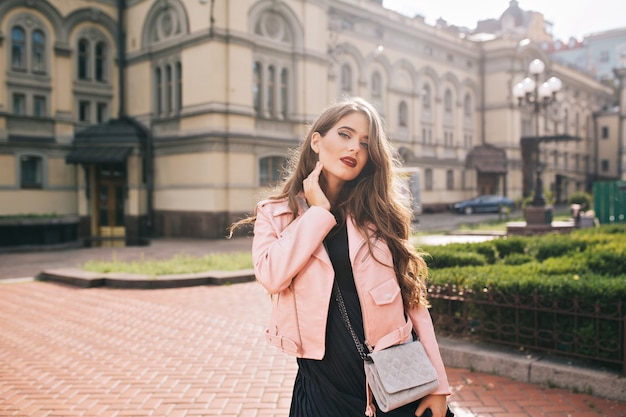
419,225,626,369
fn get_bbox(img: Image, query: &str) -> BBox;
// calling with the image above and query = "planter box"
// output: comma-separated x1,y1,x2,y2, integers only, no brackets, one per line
0,216,80,248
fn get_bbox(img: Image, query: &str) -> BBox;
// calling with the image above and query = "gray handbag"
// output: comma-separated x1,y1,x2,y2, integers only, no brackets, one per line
333,280,439,413
364,339,439,412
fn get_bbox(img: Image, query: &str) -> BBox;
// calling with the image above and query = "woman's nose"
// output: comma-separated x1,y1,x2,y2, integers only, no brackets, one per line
347,137,358,152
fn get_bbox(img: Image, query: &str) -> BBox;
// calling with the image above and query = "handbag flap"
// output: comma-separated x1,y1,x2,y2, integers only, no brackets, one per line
368,340,438,394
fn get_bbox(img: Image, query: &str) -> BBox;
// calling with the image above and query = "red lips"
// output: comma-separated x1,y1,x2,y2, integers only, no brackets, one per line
340,157,357,168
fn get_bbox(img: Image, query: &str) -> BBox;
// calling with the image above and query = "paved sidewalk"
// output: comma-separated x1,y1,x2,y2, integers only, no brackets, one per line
1,280,625,417
1,236,625,416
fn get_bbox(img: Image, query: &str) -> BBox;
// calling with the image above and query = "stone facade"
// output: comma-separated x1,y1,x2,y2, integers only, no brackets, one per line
0,0,621,244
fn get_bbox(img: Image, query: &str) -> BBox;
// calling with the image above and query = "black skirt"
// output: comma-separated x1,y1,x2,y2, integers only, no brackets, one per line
289,222,452,417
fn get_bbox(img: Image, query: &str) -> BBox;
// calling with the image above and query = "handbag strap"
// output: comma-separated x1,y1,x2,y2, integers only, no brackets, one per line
332,279,372,361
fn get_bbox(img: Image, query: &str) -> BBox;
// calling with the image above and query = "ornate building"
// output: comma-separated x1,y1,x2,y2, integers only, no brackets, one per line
0,0,619,247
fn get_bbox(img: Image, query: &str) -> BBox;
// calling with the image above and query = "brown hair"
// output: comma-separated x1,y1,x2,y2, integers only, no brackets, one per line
231,97,428,308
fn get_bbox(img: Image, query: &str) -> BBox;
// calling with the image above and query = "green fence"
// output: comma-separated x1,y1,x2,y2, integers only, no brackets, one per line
593,180,626,224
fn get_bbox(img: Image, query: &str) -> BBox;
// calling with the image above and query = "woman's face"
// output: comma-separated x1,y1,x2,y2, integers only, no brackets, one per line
311,112,370,189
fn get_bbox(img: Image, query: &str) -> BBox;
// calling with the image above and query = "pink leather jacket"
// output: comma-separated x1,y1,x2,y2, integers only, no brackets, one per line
252,196,451,396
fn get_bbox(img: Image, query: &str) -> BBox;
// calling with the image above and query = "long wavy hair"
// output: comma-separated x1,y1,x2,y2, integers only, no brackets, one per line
231,97,429,308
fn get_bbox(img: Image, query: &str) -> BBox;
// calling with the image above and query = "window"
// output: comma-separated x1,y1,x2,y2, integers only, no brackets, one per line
176,62,182,111
77,34,109,82
78,39,89,80
422,84,431,110
253,62,262,115
601,159,609,172
444,89,453,113
601,126,609,139
20,155,43,189
155,67,162,114
32,30,45,73
341,64,352,94
267,66,275,116
425,169,433,191
34,96,46,117
446,170,453,190
371,71,382,98
259,156,286,186
398,101,408,128
95,42,106,81
250,10,295,121
79,101,91,122
463,94,472,117
166,64,173,113
280,68,288,119
11,26,26,70
97,102,108,123
13,93,26,115
153,60,182,116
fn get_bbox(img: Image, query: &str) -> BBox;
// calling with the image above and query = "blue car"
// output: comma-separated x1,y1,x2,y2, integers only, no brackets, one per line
450,195,515,215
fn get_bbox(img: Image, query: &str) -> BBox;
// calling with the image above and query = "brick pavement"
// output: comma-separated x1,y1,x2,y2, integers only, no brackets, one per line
1,280,625,417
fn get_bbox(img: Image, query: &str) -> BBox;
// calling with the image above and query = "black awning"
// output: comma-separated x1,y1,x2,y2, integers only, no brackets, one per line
476,162,507,174
66,146,133,164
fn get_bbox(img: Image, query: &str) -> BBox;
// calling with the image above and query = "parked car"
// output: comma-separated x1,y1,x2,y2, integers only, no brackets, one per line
450,195,515,215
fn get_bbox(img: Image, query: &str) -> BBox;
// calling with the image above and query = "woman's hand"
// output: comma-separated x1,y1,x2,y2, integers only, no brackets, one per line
414,394,448,417
303,161,331,211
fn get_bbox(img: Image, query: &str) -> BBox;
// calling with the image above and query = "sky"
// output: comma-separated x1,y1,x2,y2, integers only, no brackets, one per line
382,0,626,41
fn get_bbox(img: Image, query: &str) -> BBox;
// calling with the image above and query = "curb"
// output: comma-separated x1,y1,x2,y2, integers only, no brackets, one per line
438,337,626,402
37,268,256,289
35,267,626,403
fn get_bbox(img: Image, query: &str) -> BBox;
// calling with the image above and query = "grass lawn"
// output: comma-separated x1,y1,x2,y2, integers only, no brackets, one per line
82,212,574,275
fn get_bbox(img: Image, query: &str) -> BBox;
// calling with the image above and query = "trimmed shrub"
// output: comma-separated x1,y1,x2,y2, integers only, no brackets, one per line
493,237,527,258
422,245,487,269
502,253,533,265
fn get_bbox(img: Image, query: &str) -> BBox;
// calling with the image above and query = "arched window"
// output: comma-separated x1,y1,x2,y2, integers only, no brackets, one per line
176,62,182,111
11,26,26,70
341,64,352,94
253,62,262,115
422,84,431,110
463,93,472,117
78,39,90,80
371,71,382,98
444,89,453,113
95,42,106,81
32,30,45,73
166,64,173,113
155,67,162,114
398,101,408,128
267,65,275,116
280,68,288,118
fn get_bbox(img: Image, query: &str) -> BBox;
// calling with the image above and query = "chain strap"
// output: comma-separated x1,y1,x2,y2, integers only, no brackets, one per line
332,279,372,361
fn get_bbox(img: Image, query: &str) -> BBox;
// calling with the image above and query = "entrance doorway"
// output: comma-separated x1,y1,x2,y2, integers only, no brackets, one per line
96,164,126,247
478,173,498,195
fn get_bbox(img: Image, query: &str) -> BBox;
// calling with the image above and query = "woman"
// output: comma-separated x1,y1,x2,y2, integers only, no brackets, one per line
232,97,452,417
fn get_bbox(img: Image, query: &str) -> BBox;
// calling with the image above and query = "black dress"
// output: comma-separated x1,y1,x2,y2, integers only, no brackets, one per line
289,221,447,417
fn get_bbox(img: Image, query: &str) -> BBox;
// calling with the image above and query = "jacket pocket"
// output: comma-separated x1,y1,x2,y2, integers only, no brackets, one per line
265,288,302,357
369,279,401,305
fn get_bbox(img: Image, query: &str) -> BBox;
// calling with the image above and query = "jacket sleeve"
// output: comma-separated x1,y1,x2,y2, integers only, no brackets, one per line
252,203,336,294
407,305,452,396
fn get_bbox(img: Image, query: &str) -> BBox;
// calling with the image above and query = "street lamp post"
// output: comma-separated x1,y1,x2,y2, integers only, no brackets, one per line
513,59,562,209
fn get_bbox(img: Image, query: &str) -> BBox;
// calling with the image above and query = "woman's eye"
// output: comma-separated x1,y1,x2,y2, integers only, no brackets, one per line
360,142,369,149
339,131,350,139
